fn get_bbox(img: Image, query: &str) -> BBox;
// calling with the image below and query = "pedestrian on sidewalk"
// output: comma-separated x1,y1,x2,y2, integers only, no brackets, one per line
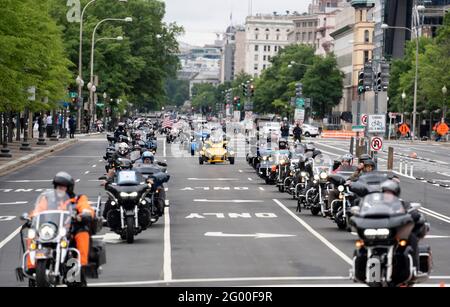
46,113,53,137
69,116,76,139
293,123,303,143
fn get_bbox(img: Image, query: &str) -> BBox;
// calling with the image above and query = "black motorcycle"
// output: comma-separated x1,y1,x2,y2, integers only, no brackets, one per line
103,170,153,244
350,192,431,287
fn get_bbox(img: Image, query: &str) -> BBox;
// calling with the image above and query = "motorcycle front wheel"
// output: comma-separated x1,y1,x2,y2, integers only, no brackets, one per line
36,260,51,287
126,216,135,244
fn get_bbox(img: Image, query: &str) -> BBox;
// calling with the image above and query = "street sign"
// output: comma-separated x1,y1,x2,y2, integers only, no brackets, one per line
296,98,305,109
370,136,383,152
368,114,386,133
399,123,410,136
361,114,368,126
352,125,366,132
294,108,305,122
436,123,449,136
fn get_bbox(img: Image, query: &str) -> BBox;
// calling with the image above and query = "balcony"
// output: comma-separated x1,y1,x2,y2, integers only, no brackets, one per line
350,0,375,8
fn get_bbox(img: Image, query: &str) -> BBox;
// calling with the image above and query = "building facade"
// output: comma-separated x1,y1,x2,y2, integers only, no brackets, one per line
234,30,247,77
244,14,295,77
288,14,319,47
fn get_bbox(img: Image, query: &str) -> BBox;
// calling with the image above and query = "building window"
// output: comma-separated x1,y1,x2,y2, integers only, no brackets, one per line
275,46,278,52
302,32,306,41
266,34,269,40
268,45,271,52
265,28,270,32
254,64,258,71
364,30,370,43
364,50,370,63
263,64,266,70
255,28,259,32
255,45,259,51
263,45,267,52
308,32,312,41
268,55,271,61
255,34,259,40
254,54,259,61
263,55,266,61
276,34,280,40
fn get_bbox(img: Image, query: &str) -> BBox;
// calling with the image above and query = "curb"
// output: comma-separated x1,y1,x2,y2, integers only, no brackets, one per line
0,139,79,176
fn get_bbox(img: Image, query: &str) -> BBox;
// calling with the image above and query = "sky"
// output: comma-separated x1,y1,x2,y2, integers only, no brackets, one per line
162,0,310,46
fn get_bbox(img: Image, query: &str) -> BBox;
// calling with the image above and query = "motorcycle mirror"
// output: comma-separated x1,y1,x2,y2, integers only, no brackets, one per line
98,176,107,181
20,213,30,222
157,162,167,167
350,206,361,216
408,203,422,213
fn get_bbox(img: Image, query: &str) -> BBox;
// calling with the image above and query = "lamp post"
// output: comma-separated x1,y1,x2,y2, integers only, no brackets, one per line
381,4,425,142
442,85,447,123
89,19,131,130
77,0,129,133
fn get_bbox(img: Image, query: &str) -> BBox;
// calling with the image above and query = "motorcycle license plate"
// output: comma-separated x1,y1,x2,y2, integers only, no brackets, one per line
35,249,51,259
125,210,135,216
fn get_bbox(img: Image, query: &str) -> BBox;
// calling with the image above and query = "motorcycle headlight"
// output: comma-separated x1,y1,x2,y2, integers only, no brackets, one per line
28,229,36,240
364,228,390,239
301,172,307,177
262,156,267,161
320,172,328,180
120,192,138,198
314,174,320,181
38,223,57,241
338,185,345,192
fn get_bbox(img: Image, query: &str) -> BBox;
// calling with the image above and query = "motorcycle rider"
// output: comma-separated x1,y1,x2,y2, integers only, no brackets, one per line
348,155,374,181
333,154,355,174
28,172,94,286
114,122,127,142
381,180,428,270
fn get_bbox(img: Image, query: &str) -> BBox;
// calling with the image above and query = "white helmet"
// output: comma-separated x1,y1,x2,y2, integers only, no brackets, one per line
118,142,129,156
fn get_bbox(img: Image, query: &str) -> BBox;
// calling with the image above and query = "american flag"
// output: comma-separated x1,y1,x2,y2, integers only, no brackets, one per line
162,117,174,129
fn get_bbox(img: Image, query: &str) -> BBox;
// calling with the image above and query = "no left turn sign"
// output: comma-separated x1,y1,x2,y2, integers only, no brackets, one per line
361,114,368,126
370,136,383,152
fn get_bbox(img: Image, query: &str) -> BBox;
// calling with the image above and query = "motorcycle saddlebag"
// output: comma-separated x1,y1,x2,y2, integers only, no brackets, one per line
419,245,432,274
353,248,367,282
89,239,107,266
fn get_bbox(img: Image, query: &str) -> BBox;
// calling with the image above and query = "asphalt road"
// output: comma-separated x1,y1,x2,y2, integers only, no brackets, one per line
0,134,449,287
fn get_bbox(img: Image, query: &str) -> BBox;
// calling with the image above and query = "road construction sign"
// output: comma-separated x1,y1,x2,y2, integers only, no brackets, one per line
399,123,410,136
436,123,449,136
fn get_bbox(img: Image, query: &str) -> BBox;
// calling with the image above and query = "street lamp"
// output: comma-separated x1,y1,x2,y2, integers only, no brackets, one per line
442,85,448,122
77,0,128,133
381,5,425,142
89,18,132,129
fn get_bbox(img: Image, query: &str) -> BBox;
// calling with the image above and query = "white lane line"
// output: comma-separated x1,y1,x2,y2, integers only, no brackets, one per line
163,138,166,158
76,179,81,183
248,178,253,181
239,170,243,173
99,159,103,162
163,206,172,282
193,199,264,203
92,164,97,168
419,208,450,224
188,178,238,181
84,171,90,175
259,187,265,191
273,199,352,265
88,276,351,287
0,201,28,206
165,200,170,207
0,226,22,250
4,180,52,183
165,187,169,192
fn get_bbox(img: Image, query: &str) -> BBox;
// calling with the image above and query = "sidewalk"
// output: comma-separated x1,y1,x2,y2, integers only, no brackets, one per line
0,133,99,176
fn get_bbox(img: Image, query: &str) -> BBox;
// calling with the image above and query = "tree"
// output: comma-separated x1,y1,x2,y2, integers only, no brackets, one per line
191,83,217,110
165,78,190,106
302,54,344,118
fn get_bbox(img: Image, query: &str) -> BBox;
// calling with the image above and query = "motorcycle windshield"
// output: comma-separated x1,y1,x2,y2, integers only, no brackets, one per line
32,191,73,238
313,154,332,173
359,193,406,218
117,171,142,186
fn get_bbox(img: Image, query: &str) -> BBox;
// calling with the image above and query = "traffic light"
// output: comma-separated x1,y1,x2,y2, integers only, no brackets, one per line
249,84,255,97
363,62,373,91
242,84,248,97
375,72,382,92
380,62,390,91
358,70,365,95
295,83,303,98
234,96,241,109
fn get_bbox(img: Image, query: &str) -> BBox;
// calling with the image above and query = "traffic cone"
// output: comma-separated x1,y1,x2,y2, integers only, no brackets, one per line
440,281,446,288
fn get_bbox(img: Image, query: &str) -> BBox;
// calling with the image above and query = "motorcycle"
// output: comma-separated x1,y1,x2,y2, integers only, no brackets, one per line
305,154,332,216
103,170,154,244
350,192,432,287
16,191,105,287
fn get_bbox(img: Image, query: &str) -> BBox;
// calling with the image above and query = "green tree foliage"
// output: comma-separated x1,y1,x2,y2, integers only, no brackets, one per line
0,0,71,112
191,83,217,109
302,54,344,118
165,78,190,106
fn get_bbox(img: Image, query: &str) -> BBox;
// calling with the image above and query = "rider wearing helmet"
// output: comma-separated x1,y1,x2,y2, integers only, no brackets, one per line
141,151,155,164
333,154,355,174
349,154,374,181
116,142,130,160
114,122,127,142
29,172,94,286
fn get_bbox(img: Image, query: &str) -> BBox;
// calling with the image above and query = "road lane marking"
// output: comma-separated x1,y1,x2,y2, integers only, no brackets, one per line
76,179,81,183
88,276,351,287
273,199,352,265
259,187,265,191
92,164,97,168
0,226,22,250
163,138,166,158
419,208,450,224
4,180,52,183
0,216,16,221
163,206,172,282
193,199,264,203
0,201,28,206
188,178,238,181
248,178,253,181
239,170,243,173
204,232,296,239
92,233,122,244
84,171,90,175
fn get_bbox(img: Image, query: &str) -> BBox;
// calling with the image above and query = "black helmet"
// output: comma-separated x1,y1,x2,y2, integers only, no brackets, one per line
359,154,371,163
117,159,132,170
363,159,376,169
53,172,75,195
381,180,401,197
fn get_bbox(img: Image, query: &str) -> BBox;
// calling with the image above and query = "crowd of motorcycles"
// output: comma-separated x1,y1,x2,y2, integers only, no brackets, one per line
247,137,433,287
15,118,171,287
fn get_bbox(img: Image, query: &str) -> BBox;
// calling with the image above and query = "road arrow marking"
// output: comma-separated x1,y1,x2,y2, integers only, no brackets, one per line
204,232,296,239
4,180,52,183
193,199,264,203
0,201,28,206
92,233,122,244
188,178,238,181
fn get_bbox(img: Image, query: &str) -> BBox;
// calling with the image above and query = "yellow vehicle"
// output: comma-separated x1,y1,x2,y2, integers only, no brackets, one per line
199,138,235,165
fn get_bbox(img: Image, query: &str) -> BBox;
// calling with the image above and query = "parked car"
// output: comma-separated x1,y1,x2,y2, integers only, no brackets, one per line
302,124,320,137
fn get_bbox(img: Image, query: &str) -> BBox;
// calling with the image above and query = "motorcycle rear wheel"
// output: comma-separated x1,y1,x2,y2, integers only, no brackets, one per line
311,206,320,216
